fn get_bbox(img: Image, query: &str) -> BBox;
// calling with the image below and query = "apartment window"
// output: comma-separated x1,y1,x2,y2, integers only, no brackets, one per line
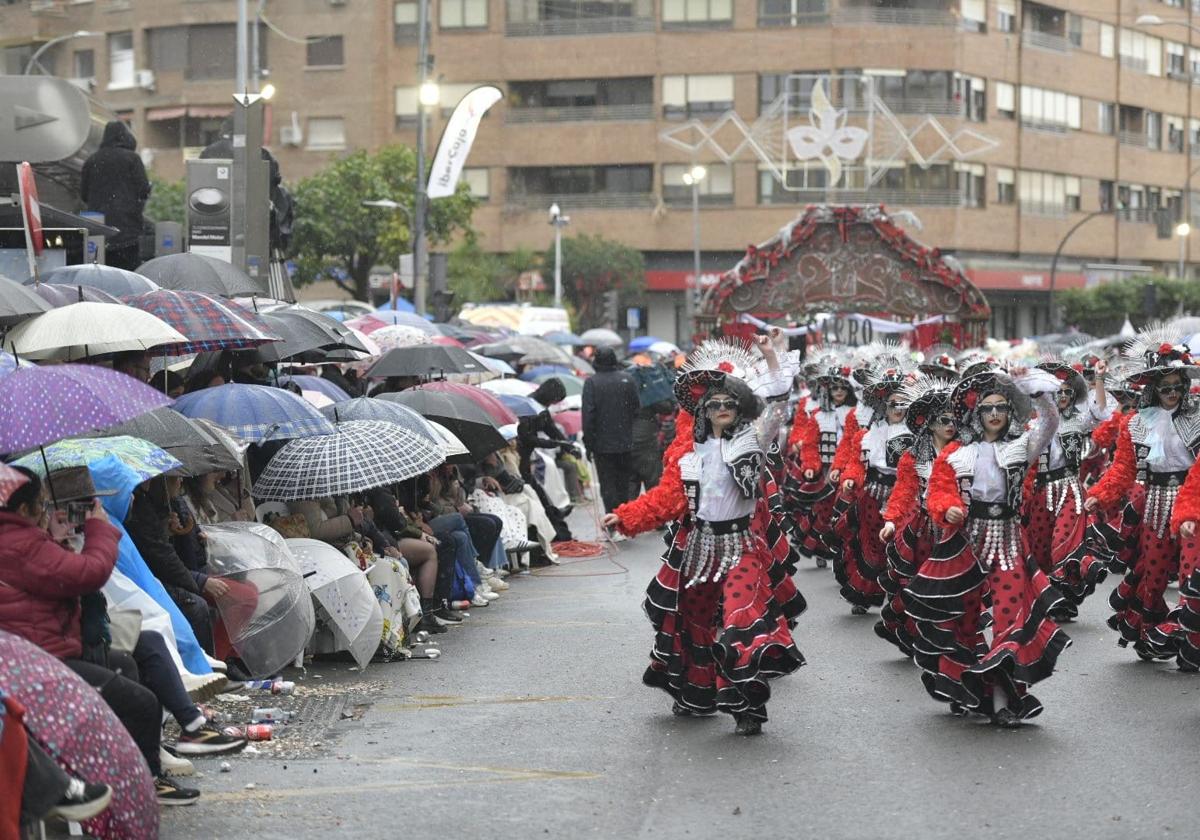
1099,179,1114,212
1168,115,1186,152
995,81,1015,118
1019,86,1080,131
3,45,35,77
758,0,826,27
147,26,185,72
394,1,419,42
439,83,481,116
461,168,490,200
956,163,986,207
663,74,734,119
758,164,825,203
1019,170,1077,216
1065,176,1081,211
1120,28,1163,76
960,0,986,32
663,0,733,27
759,73,818,114
395,87,418,127
1098,102,1115,135
1147,111,1162,150
1192,119,1200,149
307,36,344,68
307,117,347,151
1067,13,1082,47
188,24,243,81
1192,47,1200,78
956,74,986,122
663,163,734,205
1099,22,1115,58
510,77,652,110
73,49,95,79
996,167,1015,204
996,0,1015,32
441,0,488,29
508,165,653,197
107,31,134,89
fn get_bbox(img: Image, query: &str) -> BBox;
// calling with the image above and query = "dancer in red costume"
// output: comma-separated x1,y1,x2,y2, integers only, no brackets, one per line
604,331,805,735
905,367,1071,726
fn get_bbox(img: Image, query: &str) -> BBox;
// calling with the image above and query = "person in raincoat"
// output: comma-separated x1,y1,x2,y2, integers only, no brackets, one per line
80,120,151,270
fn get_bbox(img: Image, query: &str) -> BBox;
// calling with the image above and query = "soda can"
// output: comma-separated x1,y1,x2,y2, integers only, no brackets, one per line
251,707,289,723
221,725,245,738
245,724,273,741
272,681,295,695
449,600,471,611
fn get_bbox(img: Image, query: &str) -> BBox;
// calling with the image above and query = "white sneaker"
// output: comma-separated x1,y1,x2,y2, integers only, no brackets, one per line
204,654,228,673
482,590,500,601
159,747,195,777
470,593,491,607
181,673,227,703
489,577,510,591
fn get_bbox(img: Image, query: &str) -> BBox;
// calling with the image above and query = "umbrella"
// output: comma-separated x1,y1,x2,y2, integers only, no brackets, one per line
12,435,183,483
253,420,445,501
474,353,516,376
2,302,188,361
555,409,583,436
32,283,123,307
278,374,351,402
628,335,664,351
571,355,596,375
497,393,542,417
648,341,681,356
85,406,243,475
533,372,585,397
321,395,440,441
254,311,341,361
274,306,368,351
351,311,436,333
0,364,172,453
520,364,573,381
173,383,336,442
122,290,281,354
286,538,384,670
476,335,573,365
580,327,623,347
480,378,537,397
369,324,434,353
0,274,52,326
0,630,158,840
299,389,334,408
419,381,519,425
375,298,417,313
200,523,316,678
35,263,160,297
366,345,490,378
428,420,470,457
0,350,34,377
431,335,466,347
136,252,261,297
0,463,30,506
377,390,506,459
544,330,584,346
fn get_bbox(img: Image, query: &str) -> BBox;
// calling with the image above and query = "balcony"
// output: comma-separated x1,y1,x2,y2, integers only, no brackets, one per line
1117,207,1159,223
505,103,655,123
763,189,971,207
1019,200,1070,218
1021,30,1073,53
505,16,655,36
832,6,956,26
1119,55,1148,73
1020,119,1069,135
506,192,656,209
758,10,830,26
881,97,965,116
1118,130,1149,148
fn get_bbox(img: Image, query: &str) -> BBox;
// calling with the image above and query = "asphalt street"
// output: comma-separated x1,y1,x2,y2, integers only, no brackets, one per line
163,503,1198,840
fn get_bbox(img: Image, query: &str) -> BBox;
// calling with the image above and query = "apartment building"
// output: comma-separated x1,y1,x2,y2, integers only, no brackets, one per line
6,0,1200,341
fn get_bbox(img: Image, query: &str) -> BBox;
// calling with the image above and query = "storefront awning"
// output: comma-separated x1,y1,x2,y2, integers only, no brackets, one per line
146,105,232,122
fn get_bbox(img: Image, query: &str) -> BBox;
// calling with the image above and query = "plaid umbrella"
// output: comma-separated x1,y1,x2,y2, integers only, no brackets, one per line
35,263,160,297
13,435,183,483
0,364,172,453
136,252,260,297
320,397,442,447
253,420,444,501
0,464,29,506
173,383,336,442
32,283,123,307
123,290,281,354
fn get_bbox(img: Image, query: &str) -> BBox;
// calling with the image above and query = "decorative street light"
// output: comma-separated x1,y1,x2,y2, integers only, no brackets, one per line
548,202,570,308
680,165,707,342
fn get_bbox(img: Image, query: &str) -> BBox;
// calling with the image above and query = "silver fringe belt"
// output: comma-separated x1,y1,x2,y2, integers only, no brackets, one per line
967,502,1021,572
682,516,755,589
1036,466,1083,515
1144,470,1188,538
865,468,896,503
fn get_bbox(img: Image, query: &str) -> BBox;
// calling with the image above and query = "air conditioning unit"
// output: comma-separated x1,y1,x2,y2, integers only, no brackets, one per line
329,0,347,5
280,112,303,147
136,69,156,90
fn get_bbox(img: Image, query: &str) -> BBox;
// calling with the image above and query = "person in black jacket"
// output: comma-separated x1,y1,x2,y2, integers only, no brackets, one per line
80,121,151,270
518,378,576,542
582,348,642,514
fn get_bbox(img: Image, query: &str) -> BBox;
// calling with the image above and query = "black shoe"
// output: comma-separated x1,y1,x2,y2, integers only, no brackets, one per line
734,715,762,736
419,613,448,634
224,658,253,682
991,707,1022,728
850,605,869,616
155,775,200,806
671,701,693,717
48,779,113,821
815,557,828,569
948,702,969,717
175,723,247,756
434,606,465,623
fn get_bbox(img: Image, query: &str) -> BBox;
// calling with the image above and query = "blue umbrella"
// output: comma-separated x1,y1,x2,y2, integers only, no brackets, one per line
519,364,573,382
375,298,417,313
277,374,351,402
0,351,33,377
496,393,542,417
628,335,664,351
543,331,584,346
370,310,436,330
174,384,336,441
320,396,442,446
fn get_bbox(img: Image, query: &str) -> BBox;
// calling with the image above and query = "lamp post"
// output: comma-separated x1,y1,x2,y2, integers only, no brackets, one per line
363,199,415,307
1047,209,1111,330
23,31,98,75
548,203,570,307
680,164,707,343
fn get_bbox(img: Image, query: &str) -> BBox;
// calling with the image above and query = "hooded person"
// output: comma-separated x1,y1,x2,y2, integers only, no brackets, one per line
80,121,151,271
517,377,577,543
582,347,642,515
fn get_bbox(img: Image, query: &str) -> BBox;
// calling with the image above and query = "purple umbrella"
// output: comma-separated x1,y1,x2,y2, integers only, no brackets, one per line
0,364,173,453
0,631,158,840
32,284,123,307
278,374,351,402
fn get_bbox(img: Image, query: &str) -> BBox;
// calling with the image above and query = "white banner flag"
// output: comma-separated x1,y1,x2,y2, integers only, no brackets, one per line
426,85,502,199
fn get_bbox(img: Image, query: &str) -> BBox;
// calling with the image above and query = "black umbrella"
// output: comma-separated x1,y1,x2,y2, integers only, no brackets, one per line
84,406,242,475
137,253,261,297
255,311,358,362
272,306,369,353
0,275,51,327
376,389,505,459
366,346,490,378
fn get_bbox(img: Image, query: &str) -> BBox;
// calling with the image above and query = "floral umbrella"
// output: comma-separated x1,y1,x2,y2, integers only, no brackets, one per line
12,435,183,484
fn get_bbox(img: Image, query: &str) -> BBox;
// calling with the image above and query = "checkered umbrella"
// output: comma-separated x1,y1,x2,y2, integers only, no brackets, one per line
253,420,445,501
174,384,336,442
122,290,281,354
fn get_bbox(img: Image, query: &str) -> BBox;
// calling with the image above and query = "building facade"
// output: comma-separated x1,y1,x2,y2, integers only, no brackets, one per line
5,0,1200,342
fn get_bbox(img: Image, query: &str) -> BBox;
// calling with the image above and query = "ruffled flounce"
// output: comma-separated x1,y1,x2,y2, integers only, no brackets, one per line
832,492,887,608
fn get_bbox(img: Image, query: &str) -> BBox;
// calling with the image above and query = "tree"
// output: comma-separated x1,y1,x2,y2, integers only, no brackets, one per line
544,233,644,329
1058,275,1200,335
446,242,543,313
288,145,477,300
144,174,186,226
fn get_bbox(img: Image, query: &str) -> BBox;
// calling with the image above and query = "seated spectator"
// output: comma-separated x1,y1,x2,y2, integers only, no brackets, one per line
0,466,199,805
148,370,185,399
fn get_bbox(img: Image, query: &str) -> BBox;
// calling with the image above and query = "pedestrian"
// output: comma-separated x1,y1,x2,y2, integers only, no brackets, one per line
80,121,151,271
582,347,641,517
603,332,806,736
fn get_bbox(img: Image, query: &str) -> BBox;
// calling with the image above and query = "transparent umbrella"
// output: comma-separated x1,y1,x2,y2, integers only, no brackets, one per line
287,538,383,670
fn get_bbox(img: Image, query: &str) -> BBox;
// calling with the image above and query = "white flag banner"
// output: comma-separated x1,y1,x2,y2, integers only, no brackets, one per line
426,85,502,199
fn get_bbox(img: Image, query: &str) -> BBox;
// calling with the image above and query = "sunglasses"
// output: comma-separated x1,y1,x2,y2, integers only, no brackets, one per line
933,415,956,427
978,404,1011,416
706,398,739,412
1056,389,1076,398
1157,384,1186,396
886,401,907,410
830,385,848,392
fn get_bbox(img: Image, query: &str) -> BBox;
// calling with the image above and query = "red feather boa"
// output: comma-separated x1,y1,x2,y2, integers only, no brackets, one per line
613,410,693,536
882,450,918,524
926,441,964,529
1091,411,1124,451
786,396,810,450
1171,459,1200,534
796,411,822,475
831,408,860,476
1088,420,1136,510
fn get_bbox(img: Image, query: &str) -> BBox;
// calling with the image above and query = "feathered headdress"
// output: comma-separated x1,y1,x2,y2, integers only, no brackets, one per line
1037,359,1088,411
673,338,798,413
951,370,1035,443
859,346,916,411
1123,320,1199,385
898,373,954,459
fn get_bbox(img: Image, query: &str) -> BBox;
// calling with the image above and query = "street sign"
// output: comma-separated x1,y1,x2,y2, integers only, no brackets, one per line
0,77,95,164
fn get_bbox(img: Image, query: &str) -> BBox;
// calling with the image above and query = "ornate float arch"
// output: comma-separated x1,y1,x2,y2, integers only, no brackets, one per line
700,205,991,347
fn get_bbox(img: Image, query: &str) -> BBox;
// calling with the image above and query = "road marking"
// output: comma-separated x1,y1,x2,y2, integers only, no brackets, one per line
375,693,609,711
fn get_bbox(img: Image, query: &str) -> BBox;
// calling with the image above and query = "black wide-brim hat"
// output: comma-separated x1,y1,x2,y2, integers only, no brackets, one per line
1037,361,1088,409
951,371,1032,431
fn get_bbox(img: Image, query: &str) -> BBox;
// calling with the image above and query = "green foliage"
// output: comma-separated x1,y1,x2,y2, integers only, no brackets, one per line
1058,275,1200,335
288,146,477,300
544,233,645,329
445,243,545,316
144,174,186,226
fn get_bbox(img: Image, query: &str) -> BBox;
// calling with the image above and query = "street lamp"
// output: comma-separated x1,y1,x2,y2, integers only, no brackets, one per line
548,202,570,307
23,31,98,75
410,0,437,316
680,165,707,343
259,82,277,101
1178,221,1192,279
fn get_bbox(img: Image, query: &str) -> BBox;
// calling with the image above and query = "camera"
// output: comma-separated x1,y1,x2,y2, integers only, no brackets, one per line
66,500,92,526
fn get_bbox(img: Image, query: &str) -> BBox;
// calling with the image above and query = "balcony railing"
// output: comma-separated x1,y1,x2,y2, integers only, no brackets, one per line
1019,200,1073,218
505,103,655,123
663,191,735,207
1119,55,1149,73
661,17,734,30
1118,130,1150,148
1022,29,1073,53
762,188,970,207
1117,206,1158,223
832,7,956,26
880,97,965,116
1020,119,1070,135
757,11,831,26
506,192,656,209
506,16,655,36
